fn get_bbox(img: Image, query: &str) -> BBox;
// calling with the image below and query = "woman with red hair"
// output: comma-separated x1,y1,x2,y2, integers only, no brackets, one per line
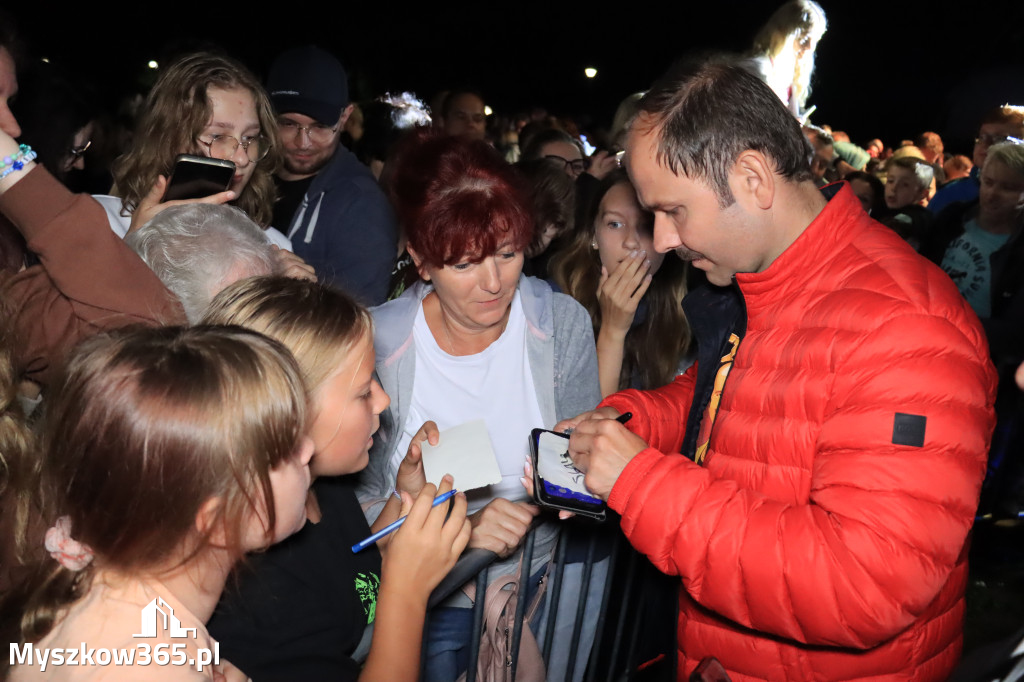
357,131,601,681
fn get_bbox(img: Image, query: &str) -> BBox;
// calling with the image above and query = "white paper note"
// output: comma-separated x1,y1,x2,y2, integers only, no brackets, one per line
421,419,503,492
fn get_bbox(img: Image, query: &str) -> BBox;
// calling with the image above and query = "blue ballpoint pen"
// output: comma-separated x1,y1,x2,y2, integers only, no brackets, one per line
351,488,459,553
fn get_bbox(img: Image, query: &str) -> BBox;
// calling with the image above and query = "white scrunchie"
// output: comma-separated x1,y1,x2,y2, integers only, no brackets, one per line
44,516,94,572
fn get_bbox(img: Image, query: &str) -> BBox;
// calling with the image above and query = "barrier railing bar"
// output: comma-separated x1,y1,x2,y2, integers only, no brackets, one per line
608,550,640,678
565,533,598,681
509,530,536,680
541,531,570,662
466,566,489,682
585,532,622,682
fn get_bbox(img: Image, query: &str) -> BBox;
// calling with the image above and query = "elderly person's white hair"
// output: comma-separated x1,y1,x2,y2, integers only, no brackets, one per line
124,204,277,322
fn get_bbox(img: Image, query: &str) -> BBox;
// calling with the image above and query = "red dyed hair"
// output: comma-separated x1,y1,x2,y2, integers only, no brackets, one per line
390,129,532,267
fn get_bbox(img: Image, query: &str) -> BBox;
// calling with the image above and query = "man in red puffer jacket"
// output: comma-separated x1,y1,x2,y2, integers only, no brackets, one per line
561,57,997,681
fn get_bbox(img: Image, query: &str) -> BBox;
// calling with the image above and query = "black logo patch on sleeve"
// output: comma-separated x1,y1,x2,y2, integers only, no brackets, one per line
892,413,927,447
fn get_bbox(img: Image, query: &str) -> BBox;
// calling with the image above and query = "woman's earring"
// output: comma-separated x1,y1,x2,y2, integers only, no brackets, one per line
591,239,598,250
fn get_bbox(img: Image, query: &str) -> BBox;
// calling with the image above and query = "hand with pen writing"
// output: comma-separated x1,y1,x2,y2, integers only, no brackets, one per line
556,410,647,501
382,475,471,606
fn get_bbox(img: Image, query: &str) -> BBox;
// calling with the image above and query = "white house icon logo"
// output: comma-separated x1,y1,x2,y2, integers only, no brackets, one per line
132,597,197,639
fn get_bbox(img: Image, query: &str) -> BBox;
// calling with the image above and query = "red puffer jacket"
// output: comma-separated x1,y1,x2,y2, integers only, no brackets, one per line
602,184,997,681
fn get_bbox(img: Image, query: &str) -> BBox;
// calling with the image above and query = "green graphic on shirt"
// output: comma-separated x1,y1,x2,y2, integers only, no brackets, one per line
355,572,380,624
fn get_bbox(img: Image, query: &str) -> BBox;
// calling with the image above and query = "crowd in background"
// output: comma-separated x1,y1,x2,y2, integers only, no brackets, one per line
0,1,1023,680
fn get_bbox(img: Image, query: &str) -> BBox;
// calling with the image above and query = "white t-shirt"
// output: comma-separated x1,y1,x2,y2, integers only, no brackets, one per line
393,290,544,513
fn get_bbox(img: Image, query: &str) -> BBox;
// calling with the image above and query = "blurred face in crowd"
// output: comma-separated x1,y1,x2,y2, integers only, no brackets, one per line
974,122,1024,169
918,133,943,164
849,177,877,214
978,158,1024,233
277,108,349,181
541,140,584,179
884,166,926,209
444,93,487,141
808,136,833,183
63,121,94,173
0,47,20,138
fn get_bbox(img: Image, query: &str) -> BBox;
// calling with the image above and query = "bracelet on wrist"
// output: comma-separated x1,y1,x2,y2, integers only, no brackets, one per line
0,144,37,180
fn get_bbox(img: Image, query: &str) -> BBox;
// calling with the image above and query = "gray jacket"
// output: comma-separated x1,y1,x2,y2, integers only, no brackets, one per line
355,275,600,594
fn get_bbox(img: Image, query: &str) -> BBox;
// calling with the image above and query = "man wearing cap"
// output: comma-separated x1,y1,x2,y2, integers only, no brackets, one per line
268,45,397,305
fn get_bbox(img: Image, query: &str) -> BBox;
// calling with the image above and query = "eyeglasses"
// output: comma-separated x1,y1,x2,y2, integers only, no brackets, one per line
277,119,338,144
975,133,1024,147
69,139,92,159
196,134,271,162
545,154,586,176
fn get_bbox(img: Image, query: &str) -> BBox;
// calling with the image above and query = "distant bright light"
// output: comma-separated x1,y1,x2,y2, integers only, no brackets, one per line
40,57,50,63
148,60,159,69
484,105,493,116
584,67,597,79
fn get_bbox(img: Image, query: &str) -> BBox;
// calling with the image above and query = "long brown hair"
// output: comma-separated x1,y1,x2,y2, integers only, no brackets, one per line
0,302,34,566
550,170,691,390
112,52,280,227
5,325,307,645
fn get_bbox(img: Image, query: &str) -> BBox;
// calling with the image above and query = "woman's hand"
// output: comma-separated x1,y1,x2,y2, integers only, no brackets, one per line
126,175,236,234
396,421,437,498
521,458,575,520
585,150,618,181
468,497,539,558
382,476,471,604
597,250,652,337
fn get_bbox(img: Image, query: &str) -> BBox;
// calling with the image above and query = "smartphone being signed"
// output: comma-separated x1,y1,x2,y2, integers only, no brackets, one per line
529,428,606,520
162,154,235,202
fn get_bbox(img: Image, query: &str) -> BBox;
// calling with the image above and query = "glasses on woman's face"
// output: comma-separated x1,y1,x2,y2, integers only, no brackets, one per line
545,154,586,177
196,134,271,162
277,118,338,145
68,139,91,159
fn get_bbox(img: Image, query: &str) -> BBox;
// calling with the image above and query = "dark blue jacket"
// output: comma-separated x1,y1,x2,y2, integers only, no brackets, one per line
286,146,397,306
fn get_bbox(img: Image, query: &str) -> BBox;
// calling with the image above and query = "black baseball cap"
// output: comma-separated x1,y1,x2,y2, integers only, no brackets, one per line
267,46,349,125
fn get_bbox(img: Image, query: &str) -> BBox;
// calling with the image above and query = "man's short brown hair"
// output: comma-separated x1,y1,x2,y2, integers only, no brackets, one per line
636,56,812,207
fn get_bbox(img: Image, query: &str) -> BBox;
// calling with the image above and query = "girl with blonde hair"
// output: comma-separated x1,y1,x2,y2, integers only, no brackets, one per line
203,276,470,682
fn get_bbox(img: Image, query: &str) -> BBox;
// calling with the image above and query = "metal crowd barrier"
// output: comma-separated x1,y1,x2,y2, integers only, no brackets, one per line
427,515,678,682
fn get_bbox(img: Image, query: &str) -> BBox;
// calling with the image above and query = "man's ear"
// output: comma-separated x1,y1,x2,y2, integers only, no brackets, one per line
406,244,431,281
731,150,775,210
338,104,355,130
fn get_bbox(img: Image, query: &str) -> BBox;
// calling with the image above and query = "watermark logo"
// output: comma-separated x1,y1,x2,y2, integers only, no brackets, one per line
11,595,219,673
134,597,197,639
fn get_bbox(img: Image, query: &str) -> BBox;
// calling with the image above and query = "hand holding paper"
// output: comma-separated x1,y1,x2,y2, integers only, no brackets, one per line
420,419,502,492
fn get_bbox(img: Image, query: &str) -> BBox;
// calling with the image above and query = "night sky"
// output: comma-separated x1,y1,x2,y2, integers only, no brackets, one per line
8,1,1024,156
